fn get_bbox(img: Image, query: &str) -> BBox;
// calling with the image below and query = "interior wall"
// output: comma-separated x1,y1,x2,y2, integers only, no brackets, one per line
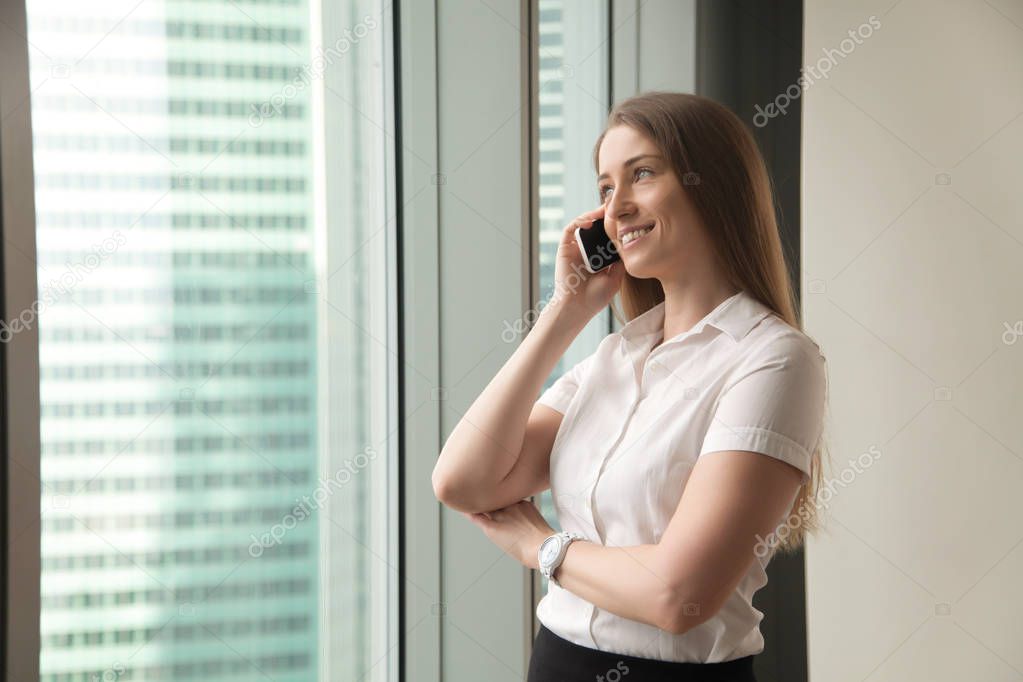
802,1,1023,680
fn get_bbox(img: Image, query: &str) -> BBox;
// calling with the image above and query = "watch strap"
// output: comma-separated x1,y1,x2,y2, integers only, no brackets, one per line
541,531,584,587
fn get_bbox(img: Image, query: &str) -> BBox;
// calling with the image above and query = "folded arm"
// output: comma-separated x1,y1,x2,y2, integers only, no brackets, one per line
552,449,803,635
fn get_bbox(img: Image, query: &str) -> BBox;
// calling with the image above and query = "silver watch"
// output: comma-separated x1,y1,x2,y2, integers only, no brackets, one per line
538,531,585,587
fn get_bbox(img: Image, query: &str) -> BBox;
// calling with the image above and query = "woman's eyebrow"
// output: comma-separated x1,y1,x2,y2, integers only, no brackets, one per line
597,154,663,182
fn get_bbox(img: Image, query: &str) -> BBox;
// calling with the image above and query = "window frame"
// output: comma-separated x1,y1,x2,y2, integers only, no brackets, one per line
1,0,43,677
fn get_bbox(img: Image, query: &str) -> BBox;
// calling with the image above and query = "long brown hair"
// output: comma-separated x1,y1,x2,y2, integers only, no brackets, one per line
593,91,830,554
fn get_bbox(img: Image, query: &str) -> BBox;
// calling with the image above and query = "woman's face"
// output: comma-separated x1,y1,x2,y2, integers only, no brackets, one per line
597,125,710,281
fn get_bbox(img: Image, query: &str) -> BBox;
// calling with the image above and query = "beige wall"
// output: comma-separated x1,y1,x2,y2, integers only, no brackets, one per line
802,1,1023,680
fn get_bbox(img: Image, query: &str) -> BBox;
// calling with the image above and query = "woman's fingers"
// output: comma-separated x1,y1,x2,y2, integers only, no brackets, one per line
572,208,604,230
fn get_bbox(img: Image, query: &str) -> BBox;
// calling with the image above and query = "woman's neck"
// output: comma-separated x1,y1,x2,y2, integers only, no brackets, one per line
660,282,740,343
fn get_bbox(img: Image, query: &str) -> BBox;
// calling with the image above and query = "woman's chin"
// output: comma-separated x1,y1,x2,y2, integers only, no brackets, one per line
620,256,655,280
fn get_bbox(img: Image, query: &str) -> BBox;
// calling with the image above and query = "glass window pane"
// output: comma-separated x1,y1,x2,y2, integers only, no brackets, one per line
25,1,394,680
534,0,610,589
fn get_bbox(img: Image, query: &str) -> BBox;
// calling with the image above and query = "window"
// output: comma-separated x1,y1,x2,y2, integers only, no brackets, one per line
25,1,395,679
533,0,611,593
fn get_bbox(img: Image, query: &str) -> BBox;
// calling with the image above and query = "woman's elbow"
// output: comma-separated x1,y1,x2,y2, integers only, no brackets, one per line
657,587,715,636
431,473,486,514
431,471,460,507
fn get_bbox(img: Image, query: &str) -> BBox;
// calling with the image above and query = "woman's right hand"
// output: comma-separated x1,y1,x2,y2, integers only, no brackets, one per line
545,205,625,322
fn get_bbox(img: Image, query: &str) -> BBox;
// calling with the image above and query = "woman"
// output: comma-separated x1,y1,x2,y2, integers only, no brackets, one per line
432,91,830,681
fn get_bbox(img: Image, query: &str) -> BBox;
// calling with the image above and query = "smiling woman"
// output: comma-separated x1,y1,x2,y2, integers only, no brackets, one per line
530,93,828,678
435,90,830,682
594,90,830,547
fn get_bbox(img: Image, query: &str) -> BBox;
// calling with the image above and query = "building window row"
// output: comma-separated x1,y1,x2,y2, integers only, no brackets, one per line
38,174,307,193
44,614,310,649
47,468,310,495
43,430,311,455
44,505,306,533
42,539,310,571
42,395,312,419
37,211,307,230
42,360,309,382
42,323,309,344
58,286,306,305
43,651,310,682
42,577,310,609
165,21,303,43
41,250,308,268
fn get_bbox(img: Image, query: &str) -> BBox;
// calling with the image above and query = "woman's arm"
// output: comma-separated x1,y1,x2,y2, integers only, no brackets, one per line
432,303,589,512
553,541,676,629
433,207,623,513
464,448,803,636
461,503,686,633
550,450,803,635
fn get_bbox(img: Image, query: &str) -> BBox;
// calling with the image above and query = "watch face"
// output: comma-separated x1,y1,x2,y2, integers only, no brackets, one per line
539,537,560,564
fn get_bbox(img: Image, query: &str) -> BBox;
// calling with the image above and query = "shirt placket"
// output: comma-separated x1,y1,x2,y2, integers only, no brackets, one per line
585,337,664,648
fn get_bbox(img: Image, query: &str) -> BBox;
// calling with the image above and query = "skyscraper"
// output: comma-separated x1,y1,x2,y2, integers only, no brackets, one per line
28,1,320,678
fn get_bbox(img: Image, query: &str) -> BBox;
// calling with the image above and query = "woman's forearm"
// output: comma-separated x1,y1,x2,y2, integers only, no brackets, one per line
552,541,704,636
432,304,589,507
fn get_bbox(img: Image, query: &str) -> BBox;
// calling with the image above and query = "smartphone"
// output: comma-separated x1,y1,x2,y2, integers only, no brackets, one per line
574,218,621,274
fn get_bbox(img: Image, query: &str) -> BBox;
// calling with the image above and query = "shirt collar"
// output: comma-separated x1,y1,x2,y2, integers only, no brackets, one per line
618,289,773,347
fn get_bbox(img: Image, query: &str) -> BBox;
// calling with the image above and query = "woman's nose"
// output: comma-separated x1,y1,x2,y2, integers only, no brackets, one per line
607,195,635,235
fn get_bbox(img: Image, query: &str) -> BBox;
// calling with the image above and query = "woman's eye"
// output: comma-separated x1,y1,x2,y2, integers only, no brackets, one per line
598,168,653,199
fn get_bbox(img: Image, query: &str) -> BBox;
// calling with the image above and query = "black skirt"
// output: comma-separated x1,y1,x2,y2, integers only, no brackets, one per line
526,624,758,682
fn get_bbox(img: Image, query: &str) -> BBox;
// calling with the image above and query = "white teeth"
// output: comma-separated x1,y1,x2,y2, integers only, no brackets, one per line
621,226,653,245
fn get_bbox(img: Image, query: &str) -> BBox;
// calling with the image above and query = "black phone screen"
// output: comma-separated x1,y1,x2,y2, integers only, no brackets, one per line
576,218,621,273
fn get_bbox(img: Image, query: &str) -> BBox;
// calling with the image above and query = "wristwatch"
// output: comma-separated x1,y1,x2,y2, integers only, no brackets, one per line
537,531,585,587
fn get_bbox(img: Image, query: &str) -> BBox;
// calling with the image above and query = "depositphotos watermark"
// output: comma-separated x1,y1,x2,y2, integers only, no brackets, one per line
753,444,882,557
1002,320,1023,345
249,14,379,127
248,445,379,557
0,230,127,343
753,15,881,128
500,238,619,343
596,660,630,682
90,662,126,682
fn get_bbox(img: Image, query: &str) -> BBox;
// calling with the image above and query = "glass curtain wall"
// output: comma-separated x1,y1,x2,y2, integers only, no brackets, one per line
25,0,395,680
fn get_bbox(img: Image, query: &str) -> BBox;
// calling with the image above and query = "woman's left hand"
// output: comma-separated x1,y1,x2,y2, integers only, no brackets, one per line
461,499,555,570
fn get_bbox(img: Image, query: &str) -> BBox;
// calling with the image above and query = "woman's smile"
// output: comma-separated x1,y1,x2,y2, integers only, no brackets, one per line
620,223,655,250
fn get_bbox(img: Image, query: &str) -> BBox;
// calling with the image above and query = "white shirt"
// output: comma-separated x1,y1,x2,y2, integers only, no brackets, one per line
535,289,828,663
